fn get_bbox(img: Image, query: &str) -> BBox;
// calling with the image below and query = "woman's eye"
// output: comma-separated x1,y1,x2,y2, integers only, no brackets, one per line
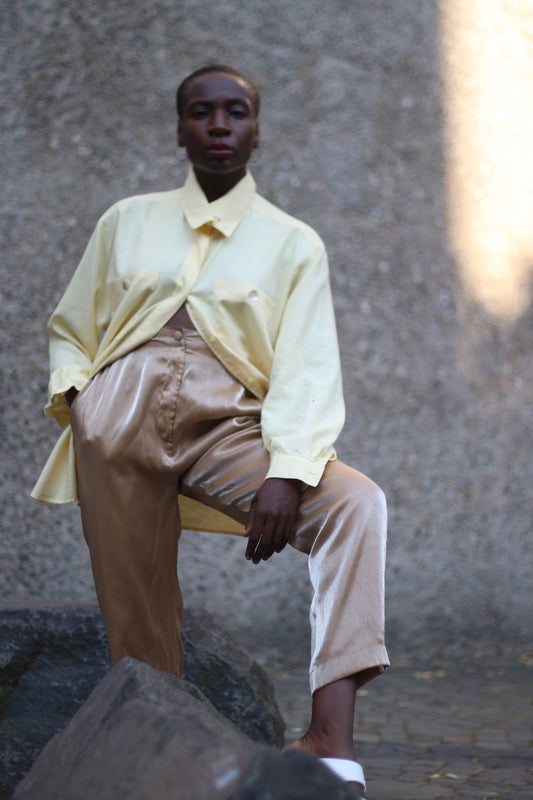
229,108,246,118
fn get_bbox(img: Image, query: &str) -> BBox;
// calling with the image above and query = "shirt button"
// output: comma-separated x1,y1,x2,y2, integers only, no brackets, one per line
122,280,129,291
248,290,259,302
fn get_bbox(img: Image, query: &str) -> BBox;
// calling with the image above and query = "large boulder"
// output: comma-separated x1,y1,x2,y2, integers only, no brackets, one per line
13,658,351,800
0,607,285,799
182,608,285,747
13,658,259,800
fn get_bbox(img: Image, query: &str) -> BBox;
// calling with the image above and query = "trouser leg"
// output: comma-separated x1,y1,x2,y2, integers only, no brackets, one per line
70,342,184,676
293,461,389,693
181,434,389,694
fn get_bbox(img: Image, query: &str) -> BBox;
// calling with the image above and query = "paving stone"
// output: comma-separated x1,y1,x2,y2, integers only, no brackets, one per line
368,778,450,800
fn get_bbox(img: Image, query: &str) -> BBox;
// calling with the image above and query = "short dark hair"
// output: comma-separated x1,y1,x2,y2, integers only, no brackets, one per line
176,64,261,119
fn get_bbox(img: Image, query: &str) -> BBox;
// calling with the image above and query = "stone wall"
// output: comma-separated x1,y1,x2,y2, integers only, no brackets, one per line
1,0,531,665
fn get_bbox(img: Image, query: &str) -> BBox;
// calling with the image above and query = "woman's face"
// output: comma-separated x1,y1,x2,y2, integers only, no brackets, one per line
177,73,259,190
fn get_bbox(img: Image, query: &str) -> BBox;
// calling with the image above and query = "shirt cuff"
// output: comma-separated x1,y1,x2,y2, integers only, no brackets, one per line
45,365,91,425
265,451,335,487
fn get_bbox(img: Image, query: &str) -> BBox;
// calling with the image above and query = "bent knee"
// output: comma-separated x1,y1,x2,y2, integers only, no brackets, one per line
364,478,387,515
352,476,387,526
324,462,387,519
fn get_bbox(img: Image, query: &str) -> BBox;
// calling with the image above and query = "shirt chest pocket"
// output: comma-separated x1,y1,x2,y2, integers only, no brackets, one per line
213,281,276,373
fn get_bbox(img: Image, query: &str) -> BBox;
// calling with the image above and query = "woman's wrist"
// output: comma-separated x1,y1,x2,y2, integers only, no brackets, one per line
65,387,79,407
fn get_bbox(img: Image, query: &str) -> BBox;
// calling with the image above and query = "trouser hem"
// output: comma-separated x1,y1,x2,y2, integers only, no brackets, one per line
309,644,390,694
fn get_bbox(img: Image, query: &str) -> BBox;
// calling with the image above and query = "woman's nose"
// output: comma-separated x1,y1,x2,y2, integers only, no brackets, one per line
209,109,230,133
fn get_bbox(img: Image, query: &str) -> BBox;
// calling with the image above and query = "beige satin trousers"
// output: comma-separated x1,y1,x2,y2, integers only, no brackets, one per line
71,324,389,693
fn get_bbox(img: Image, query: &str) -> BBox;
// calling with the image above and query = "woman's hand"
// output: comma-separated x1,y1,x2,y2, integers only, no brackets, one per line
65,386,79,407
244,477,302,564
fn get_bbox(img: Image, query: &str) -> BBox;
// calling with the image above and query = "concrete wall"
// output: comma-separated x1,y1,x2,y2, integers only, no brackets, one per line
1,0,531,666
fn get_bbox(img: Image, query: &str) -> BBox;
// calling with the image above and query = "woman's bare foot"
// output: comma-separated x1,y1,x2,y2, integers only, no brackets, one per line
285,729,356,760
283,676,365,795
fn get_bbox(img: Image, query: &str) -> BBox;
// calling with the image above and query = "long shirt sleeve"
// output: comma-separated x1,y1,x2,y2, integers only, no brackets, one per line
47,214,113,428
262,242,344,486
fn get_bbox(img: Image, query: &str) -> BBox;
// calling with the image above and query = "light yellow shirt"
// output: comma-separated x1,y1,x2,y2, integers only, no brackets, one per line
31,168,345,533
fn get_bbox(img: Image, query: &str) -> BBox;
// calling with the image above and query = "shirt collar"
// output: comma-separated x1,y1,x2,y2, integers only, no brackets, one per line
181,167,256,237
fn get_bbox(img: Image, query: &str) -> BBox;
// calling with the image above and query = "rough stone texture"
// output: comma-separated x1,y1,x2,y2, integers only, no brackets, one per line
12,658,259,800
13,658,349,800
1,0,532,671
229,750,358,800
182,608,285,747
0,607,110,800
0,606,284,799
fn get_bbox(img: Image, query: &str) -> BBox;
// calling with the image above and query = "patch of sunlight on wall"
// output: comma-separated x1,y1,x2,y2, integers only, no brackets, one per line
440,0,533,320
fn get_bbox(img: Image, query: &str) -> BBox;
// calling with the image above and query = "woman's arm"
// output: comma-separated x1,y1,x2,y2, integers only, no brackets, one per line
260,240,345,485
46,213,113,425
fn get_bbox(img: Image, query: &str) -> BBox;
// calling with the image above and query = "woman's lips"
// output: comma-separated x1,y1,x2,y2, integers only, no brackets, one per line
207,144,234,157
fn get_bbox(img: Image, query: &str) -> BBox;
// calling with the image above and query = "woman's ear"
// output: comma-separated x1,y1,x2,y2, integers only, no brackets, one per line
177,120,184,148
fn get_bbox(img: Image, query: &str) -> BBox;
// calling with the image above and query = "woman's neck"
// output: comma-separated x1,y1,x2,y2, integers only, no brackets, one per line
193,167,246,203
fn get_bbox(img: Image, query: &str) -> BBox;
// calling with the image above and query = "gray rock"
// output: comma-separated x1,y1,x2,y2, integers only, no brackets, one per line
13,659,349,800
0,607,110,800
13,658,262,800
0,606,285,799
182,608,285,748
229,749,357,799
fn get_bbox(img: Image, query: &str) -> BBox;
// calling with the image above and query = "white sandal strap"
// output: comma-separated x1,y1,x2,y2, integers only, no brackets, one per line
320,757,366,788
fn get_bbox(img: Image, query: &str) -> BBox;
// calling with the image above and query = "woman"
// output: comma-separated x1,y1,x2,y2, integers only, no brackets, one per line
33,64,389,796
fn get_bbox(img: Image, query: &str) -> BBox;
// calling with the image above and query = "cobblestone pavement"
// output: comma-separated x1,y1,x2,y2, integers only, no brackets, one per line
271,658,533,800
